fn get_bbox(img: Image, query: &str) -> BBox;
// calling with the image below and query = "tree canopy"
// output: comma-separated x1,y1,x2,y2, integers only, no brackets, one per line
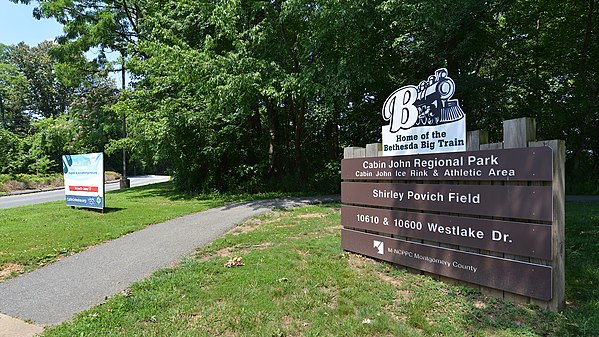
3,0,599,193
0,39,120,174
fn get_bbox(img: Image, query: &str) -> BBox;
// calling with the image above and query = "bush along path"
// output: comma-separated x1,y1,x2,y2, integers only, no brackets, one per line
0,196,338,327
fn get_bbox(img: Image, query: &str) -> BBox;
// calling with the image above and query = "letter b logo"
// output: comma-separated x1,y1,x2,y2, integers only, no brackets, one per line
382,86,418,132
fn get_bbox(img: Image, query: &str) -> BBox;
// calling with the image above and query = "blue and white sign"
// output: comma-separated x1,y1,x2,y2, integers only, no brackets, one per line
381,68,466,156
62,152,105,210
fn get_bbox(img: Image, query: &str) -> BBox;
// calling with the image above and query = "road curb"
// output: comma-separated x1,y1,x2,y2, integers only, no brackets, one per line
0,314,43,337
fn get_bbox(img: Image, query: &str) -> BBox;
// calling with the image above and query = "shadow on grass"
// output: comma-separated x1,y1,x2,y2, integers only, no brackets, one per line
102,207,125,214
379,200,598,336
456,201,599,336
562,201,599,336
74,207,125,214
109,182,204,201
110,181,324,207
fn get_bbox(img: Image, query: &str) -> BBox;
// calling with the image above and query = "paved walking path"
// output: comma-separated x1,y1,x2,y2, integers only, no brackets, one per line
0,196,339,335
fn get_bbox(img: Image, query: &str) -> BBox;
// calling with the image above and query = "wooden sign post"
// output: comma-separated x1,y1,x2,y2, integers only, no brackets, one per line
341,117,565,311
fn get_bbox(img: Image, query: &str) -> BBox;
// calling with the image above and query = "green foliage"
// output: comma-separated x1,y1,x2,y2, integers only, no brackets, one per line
0,129,28,173
67,83,121,154
6,0,599,192
309,160,341,194
26,116,72,173
108,0,599,193
0,44,30,134
0,39,121,175
115,0,387,192
9,41,73,118
22,90,122,174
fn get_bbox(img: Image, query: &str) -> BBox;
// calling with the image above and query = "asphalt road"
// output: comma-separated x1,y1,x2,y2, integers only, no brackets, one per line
0,175,171,209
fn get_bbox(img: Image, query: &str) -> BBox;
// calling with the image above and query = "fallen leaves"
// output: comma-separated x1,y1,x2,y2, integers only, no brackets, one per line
224,256,244,268
0,263,24,279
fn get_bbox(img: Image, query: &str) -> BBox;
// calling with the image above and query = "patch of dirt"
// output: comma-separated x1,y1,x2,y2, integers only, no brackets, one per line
230,224,260,235
294,249,309,256
377,269,414,312
230,211,286,235
0,263,24,279
319,286,338,298
281,315,294,329
296,213,329,219
323,224,342,233
347,252,417,323
473,300,487,309
375,269,404,288
215,247,236,257
196,243,274,262
385,305,409,323
347,252,378,275
279,315,309,336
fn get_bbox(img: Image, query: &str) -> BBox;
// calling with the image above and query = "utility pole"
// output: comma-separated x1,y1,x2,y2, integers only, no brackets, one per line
119,56,130,189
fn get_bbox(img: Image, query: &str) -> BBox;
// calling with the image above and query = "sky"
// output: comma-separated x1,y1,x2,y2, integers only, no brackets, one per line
0,1,127,85
0,1,64,46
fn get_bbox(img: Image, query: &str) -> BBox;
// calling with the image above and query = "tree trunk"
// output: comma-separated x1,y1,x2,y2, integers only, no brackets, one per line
264,97,278,176
325,119,339,160
574,0,599,177
294,98,306,178
247,103,262,165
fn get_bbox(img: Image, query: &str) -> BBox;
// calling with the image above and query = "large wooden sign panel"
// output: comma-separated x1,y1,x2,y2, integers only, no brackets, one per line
342,205,552,260
341,144,556,301
342,229,552,300
342,147,552,181
342,182,552,221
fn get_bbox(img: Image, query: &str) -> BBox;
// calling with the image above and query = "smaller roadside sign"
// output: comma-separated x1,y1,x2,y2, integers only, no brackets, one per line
62,153,105,210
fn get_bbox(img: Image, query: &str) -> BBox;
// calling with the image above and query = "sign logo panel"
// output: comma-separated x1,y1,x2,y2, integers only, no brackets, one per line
382,68,465,156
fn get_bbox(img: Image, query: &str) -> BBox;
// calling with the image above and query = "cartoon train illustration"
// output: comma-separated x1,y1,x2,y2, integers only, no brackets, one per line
413,68,465,127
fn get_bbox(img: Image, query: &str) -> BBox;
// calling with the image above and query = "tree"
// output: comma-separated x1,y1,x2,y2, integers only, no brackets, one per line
0,129,28,174
9,41,73,118
15,0,598,192
114,0,395,191
0,44,30,133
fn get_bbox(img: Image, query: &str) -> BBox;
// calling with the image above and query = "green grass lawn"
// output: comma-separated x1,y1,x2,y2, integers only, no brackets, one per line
36,202,598,337
563,202,599,335
0,182,286,279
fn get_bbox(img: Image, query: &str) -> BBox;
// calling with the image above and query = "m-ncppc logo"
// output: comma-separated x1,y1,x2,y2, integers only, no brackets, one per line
373,240,385,255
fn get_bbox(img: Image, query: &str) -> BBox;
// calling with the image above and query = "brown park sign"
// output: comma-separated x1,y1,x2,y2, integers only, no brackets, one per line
342,205,552,259
342,229,553,300
342,147,552,181
342,182,552,221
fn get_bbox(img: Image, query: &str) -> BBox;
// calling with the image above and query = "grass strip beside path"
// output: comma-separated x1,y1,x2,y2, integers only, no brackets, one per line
41,203,598,336
0,182,287,279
